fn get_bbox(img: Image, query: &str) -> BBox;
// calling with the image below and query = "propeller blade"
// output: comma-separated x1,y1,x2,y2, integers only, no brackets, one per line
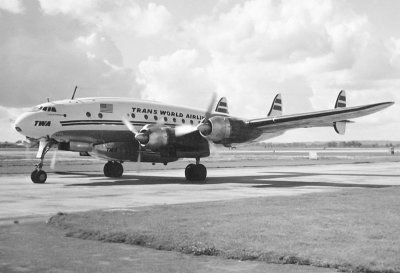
204,92,217,122
137,145,142,173
50,150,57,170
122,116,139,135
175,125,198,137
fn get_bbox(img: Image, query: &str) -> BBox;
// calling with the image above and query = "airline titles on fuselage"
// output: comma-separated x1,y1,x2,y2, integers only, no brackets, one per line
131,107,204,120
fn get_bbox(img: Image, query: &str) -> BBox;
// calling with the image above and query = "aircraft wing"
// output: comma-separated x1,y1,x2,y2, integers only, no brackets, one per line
246,102,394,133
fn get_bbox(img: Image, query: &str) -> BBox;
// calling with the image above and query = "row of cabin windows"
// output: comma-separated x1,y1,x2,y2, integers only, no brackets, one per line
86,111,199,125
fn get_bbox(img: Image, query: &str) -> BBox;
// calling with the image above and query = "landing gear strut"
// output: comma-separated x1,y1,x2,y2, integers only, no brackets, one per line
103,161,124,178
185,157,207,181
31,140,55,184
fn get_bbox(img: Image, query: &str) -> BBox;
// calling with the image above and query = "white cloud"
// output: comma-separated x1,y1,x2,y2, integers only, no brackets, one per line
0,1,141,107
139,0,399,139
138,49,215,108
38,0,172,37
0,0,24,14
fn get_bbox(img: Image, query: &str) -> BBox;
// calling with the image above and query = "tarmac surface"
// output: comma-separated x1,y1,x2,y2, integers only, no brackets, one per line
1,161,399,224
1,161,399,273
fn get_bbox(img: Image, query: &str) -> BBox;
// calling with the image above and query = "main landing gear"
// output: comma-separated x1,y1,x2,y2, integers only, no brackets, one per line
185,158,207,181
31,140,55,184
103,161,124,178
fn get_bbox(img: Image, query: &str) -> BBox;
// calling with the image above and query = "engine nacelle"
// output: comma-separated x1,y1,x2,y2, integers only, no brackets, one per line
146,127,171,150
199,116,250,144
58,141,93,152
199,116,231,142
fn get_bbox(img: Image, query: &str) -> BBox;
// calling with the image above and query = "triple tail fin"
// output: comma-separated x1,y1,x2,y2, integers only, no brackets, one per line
267,94,282,117
333,90,347,135
215,97,229,115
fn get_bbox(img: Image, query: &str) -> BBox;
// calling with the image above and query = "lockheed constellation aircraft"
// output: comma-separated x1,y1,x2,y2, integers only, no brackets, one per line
14,90,393,183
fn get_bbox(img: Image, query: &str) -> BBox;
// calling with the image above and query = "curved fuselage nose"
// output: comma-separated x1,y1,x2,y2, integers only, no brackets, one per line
14,111,55,139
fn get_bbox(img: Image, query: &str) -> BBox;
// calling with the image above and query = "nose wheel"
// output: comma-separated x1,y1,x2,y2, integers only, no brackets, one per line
103,161,124,178
31,169,47,184
31,139,55,184
185,158,207,181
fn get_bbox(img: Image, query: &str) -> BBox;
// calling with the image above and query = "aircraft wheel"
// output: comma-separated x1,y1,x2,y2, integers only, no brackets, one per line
104,161,124,178
185,164,207,182
31,170,47,184
185,164,196,181
196,164,207,181
103,162,112,177
112,162,124,178
31,170,38,182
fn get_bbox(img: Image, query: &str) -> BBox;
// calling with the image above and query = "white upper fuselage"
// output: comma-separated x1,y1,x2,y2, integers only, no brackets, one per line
14,97,206,142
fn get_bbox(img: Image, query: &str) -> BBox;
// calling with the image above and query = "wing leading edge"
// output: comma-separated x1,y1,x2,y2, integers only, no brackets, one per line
247,101,394,133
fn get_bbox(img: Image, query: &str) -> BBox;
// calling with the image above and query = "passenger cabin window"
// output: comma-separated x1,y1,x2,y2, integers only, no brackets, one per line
164,117,168,122
154,116,158,121
86,112,91,117
98,113,103,118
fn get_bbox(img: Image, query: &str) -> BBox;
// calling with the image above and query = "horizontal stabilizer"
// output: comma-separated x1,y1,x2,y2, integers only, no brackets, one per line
215,97,229,115
267,94,282,117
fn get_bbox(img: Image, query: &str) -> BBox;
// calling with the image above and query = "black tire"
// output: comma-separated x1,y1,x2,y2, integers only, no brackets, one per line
33,170,47,184
185,164,196,181
112,162,124,178
196,164,207,181
103,162,112,177
31,170,38,183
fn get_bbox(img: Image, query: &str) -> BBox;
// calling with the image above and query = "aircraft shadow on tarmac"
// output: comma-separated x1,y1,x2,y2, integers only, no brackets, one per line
58,171,394,189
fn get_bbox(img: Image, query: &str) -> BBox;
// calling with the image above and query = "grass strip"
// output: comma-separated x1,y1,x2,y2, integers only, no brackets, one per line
48,187,400,273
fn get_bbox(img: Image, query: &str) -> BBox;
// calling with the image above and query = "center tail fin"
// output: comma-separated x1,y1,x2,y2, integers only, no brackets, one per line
215,97,229,115
267,94,282,117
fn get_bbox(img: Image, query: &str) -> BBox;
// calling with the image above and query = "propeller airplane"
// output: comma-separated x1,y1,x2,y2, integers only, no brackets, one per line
13,89,394,183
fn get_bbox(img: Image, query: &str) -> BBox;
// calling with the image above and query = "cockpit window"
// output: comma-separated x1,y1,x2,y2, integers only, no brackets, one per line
30,106,57,112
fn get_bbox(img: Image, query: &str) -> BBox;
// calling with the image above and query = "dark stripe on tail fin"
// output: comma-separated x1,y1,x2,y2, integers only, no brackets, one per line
267,93,282,117
334,91,347,134
215,97,229,115
335,90,346,108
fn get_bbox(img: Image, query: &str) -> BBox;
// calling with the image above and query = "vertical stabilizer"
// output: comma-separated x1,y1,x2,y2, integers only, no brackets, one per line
335,90,346,108
215,97,229,115
334,90,347,134
267,94,282,117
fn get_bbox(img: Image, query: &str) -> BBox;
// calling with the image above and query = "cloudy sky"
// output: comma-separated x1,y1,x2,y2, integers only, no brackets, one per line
1,0,399,142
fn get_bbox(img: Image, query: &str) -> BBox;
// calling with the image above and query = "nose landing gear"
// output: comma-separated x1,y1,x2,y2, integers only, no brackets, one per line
31,140,55,184
185,157,207,182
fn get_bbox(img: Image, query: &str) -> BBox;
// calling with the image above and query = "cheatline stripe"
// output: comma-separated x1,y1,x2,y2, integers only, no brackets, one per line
250,102,389,127
219,102,227,107
60,120,179,127
273,105,282,110
275,99,282,104
338,96,346,101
